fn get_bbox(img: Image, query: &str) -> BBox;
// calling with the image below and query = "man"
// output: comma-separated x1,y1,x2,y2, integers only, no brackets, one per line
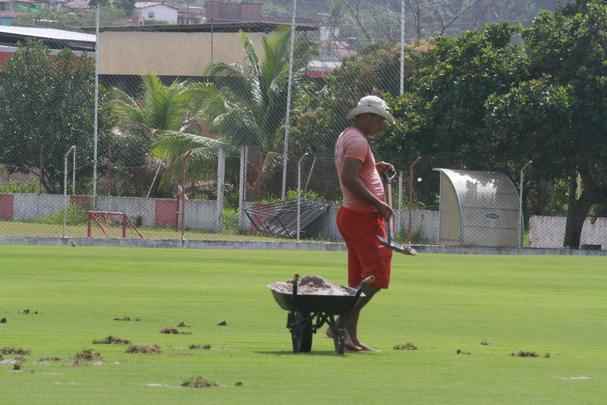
334,95,396,352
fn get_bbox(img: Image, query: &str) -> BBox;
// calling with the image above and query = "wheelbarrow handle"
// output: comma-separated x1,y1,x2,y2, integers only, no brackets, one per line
353,275,376,302
380,169,396,183
291,273,300,297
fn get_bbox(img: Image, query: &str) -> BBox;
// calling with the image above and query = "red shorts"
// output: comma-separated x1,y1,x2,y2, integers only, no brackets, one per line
337,207,392,289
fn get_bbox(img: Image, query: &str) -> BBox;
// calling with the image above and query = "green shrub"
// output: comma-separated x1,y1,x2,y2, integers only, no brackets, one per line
0,180,39,193
34,204,88,225
223,208,239,232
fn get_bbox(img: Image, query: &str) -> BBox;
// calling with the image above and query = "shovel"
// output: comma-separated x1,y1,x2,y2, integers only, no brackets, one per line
377,170,417,256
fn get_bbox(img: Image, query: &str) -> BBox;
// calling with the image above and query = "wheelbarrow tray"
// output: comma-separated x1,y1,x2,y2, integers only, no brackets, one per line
270,288,359,316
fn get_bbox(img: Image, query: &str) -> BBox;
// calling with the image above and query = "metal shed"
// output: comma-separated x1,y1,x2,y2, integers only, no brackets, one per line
434,169,520,247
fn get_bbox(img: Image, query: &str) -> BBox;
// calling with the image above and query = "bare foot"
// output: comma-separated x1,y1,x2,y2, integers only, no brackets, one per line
355,342,377,352
344,342,364,352
351,337,376,352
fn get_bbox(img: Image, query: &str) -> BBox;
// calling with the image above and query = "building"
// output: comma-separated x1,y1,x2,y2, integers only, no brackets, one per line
132,2,178,25
205,0,261,22
0,25,95,65
63,0,88,10
177,5,204,25
96,22,317,87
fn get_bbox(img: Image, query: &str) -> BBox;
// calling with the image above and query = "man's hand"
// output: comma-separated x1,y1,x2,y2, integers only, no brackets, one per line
376,161,395,176
376,201,394,221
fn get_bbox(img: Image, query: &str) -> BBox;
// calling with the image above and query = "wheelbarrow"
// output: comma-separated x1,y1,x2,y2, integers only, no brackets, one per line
268,274,373,355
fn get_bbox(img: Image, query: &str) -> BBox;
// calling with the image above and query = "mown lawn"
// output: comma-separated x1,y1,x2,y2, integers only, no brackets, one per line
0,246,606,405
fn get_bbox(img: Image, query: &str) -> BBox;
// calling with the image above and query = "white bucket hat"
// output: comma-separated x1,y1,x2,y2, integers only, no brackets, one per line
347,95,395,124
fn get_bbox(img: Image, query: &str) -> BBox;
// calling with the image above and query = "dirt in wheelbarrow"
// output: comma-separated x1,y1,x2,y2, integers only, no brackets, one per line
270,275,356,296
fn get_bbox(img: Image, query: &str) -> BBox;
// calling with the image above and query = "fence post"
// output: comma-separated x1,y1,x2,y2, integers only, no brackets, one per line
519,160,533,248
281,0,298,200
238,145,247,231
216,146,225,232
63,145,76,239
397,170,403,238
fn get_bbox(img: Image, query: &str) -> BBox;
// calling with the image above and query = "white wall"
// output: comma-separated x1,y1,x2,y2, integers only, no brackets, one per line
134,5,178,24
5,193,217,231
96,196,155,227
529,215,607,249
185,200,218,231
12,193,64,220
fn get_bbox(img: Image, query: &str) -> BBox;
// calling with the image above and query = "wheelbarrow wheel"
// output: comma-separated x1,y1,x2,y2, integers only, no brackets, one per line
289,312,313,353
333,328,346,355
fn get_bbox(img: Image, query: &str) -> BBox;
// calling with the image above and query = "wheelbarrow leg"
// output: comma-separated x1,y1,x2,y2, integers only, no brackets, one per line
287,311,313,353
326,314,346,355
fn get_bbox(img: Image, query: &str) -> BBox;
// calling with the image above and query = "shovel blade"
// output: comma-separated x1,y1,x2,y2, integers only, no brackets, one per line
377,236,417,256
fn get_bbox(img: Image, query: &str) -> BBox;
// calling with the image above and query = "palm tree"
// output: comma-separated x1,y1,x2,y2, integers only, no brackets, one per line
201,28,311,196
111,75,193,138
110,75,225,195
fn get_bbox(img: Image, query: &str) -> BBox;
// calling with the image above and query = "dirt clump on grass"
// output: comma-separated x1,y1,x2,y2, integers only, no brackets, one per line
160,327,191,335
0,317,6,324
1,347,31,356
217,320,228,326
189,343,211,350
92,336,131,345
511,351,538,358
181,376,218,389
38,356,62,362
73,349,103,366
1,354,27,366
113,316,141,322
511,351,551,358
20,309,38,315
126,344,161,354
393,343,417,351
456,349,472,355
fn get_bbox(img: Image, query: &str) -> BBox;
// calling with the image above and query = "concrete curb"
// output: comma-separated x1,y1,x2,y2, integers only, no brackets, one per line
0,236,346,251
413,245,607,256
0,236,606,256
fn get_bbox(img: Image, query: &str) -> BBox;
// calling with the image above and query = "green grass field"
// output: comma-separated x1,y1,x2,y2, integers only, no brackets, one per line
1,246,606,405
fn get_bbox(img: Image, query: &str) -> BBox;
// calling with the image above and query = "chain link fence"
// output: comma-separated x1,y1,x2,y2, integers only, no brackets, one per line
0,2,602,249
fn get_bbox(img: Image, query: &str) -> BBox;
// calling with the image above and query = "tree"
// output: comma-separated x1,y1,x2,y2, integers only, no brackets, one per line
109,75,222,196
291,42,421,158
378,23,528,168
202,28,311,197
0,41,95,193
486,0,607,248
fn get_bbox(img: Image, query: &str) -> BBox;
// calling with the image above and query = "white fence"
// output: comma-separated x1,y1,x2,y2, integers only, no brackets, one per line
529,215,607,249
1,193,219,232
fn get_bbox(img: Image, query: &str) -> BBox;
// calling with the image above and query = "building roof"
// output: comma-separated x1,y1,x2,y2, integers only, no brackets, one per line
0,25,95,51
92,21,317,33
64,0,89,9
134,1,178,10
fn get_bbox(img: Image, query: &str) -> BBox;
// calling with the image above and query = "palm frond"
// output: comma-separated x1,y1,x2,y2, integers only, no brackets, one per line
205,62,254,105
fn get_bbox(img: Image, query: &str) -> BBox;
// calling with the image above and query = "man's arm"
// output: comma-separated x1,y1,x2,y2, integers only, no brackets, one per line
342,158,393,220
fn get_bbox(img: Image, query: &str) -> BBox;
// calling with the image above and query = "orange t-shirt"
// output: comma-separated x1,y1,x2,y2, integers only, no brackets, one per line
335,127,385,212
